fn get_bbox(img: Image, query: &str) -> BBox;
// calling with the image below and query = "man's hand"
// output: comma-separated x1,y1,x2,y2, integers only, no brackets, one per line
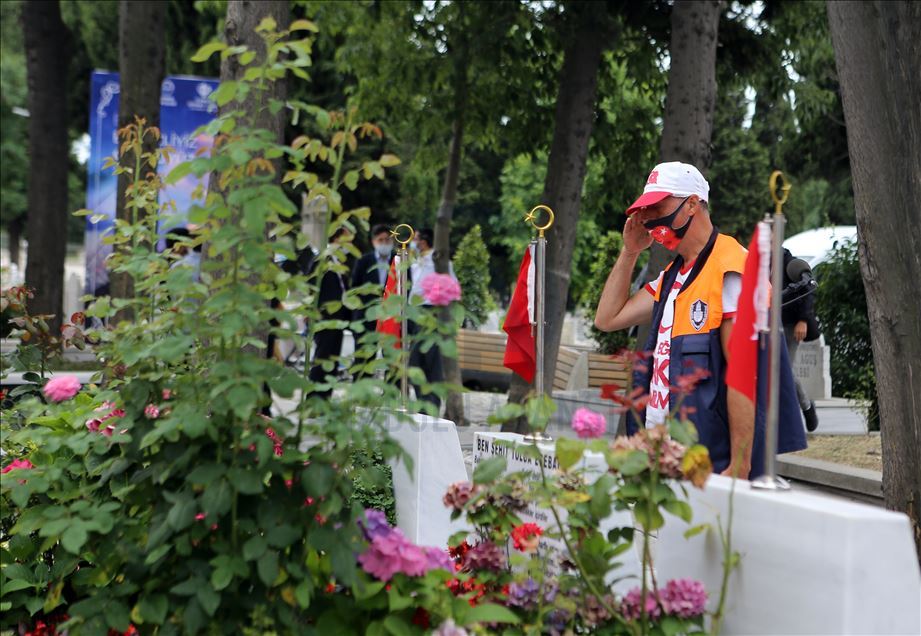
623,215,653,254
794,320,807,342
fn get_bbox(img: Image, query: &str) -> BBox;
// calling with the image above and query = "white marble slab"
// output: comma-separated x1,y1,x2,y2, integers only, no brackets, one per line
475,432,920,634
384,411,469,548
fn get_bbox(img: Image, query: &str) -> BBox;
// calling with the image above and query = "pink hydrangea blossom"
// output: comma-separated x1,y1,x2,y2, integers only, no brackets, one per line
162,389,173,400
661,578,707,618
357,516,454,581
571,407,606,439
420,273,462,306
144,404,160,419
42,375,81,402
1,458,34,474
621,587,662,621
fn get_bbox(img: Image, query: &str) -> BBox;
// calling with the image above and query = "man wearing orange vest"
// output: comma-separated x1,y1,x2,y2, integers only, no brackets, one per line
594,162,806,479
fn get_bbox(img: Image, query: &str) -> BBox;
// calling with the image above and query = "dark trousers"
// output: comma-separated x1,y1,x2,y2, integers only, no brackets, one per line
408,338,444,409
309,330,343,399
783,326,811,411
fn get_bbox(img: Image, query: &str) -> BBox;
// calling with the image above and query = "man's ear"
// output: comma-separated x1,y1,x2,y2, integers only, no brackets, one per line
688,195,702,216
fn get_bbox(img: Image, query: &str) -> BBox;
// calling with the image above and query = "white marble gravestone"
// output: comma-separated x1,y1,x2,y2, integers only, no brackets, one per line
474,431,921,635
791,335,832,401
384,411,469,548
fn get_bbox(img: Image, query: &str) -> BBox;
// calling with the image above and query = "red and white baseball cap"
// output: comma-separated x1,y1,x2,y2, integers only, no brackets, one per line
625,161,709,215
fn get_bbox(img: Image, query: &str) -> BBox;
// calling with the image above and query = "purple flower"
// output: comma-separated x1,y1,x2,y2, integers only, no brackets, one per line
423,546,454,571
421,273,462,306
359,509,391,541
661,578,707,618
464,540,505,572
507,578,540,609
431,619,469,636
621,587,662,622
571,407,606,439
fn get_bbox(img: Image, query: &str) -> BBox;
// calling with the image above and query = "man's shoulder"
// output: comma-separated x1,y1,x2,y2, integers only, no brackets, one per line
714,234,747,272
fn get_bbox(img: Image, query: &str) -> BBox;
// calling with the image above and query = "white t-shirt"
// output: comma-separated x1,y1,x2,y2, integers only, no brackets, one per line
643,266,741,426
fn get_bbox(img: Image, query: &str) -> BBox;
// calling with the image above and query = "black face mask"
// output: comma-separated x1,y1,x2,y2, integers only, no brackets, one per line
643,197,694,250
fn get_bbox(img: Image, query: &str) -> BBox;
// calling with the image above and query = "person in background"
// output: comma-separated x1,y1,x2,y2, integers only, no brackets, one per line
351,224,395,378
782,248,819,432
308,227,351,398
408,228,456,409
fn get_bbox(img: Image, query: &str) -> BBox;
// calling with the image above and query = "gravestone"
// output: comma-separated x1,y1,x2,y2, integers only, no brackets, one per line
385,412,469,548
791,335,832,400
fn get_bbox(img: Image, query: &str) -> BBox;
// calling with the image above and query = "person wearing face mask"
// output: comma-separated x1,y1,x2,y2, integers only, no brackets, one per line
351,224,397,346
594,161,806,479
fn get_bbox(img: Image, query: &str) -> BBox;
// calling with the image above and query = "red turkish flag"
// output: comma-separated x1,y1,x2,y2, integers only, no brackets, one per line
726,222,771,402
376,256,402,348
503,246,536,383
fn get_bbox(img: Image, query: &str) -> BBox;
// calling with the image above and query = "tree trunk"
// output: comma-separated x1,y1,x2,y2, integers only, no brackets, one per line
827,0,921,561
217,1,288,146
433,58,469,426
206,0,289,350
111,0,166,322
22,0,70,333
630,0,722,418
504,5,607,432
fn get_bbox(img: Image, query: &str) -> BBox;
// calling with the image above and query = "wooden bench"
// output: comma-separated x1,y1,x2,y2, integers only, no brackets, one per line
587,353,631,389
456,329,587,391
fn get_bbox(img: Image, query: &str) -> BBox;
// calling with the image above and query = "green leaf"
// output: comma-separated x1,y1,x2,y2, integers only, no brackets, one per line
243,535,267,561
229,468,264,495
266,524,301,548
104,600,131,632
664,499,693,523
61,525,88,554
387,585,413,611
555,437,584,471
196,585,221,616
191,41,226,62
383,614,412,636
2,579,33,593
257,550,279,587
166,496,197,531
660,615,684,636
343,170,359,191
211,81,238,107
485,402,526,425
138,594,168,625
684,523,710,539
202,479,232,516
186,463,225,485
294,580,312,608
464,602,521,625
166,161,194,185
378,153,401,167
472,455,506,485
211,567,233,591
289,19,318,32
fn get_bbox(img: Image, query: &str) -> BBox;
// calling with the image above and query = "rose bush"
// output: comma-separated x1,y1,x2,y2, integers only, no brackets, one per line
1,19,737,636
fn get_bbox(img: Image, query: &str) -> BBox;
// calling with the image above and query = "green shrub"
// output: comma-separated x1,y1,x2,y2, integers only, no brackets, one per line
454,224,495,328
814,238,879,428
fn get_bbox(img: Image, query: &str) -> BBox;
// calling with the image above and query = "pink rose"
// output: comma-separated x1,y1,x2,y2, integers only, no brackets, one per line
42,375,81,402
571,407,606,439
144,404,160,419
1,458,34,474
420,273,462,306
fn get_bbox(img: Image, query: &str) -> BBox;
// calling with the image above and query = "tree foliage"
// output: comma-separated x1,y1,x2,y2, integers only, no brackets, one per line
453,224,494,328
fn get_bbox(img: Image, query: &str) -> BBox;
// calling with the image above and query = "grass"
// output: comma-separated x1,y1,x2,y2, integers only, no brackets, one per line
791,434,882,472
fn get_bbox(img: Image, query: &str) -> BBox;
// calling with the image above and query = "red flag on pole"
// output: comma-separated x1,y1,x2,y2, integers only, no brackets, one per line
503,245,536,382
376,256,402,348
726,221,772,402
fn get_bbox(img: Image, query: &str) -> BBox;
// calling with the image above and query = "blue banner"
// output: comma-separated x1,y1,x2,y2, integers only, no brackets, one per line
84,71,219,294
